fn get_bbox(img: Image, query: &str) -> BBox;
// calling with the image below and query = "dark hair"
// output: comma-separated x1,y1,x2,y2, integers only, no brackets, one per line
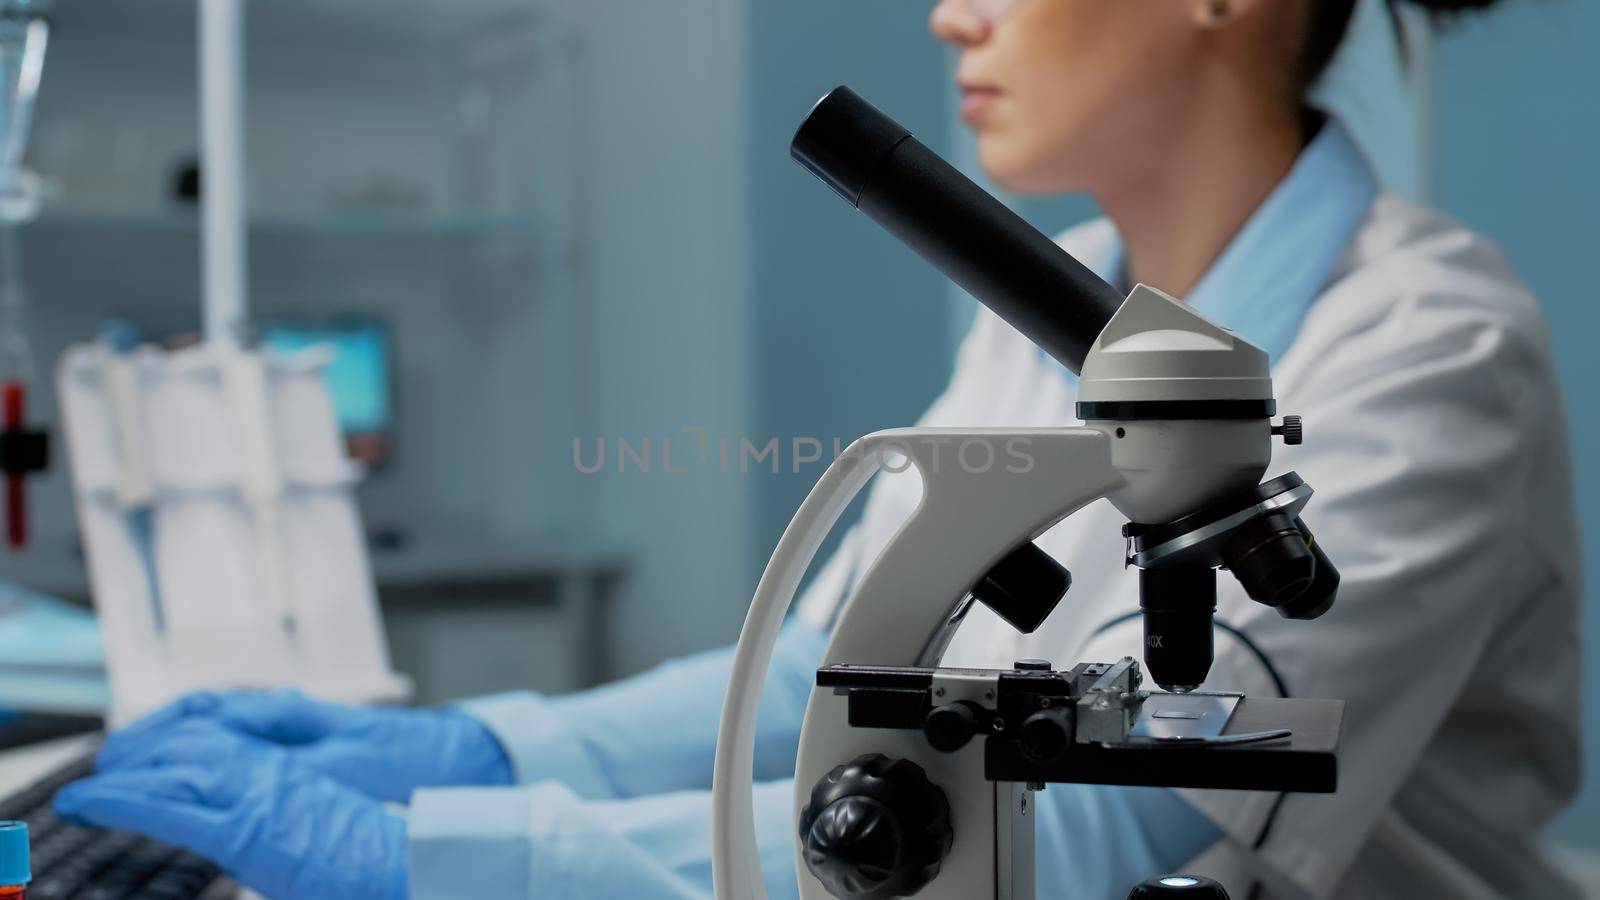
1300,0,1504,92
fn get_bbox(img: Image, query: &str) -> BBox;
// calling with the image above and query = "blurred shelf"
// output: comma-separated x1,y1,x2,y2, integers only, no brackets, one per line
55,0,546,58
1,550,90,604
4,530,629,605
29,210,541,240
367,531,631,589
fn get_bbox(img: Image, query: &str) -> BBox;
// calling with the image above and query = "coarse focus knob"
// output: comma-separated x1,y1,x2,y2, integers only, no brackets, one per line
1271,416,1303,446
1128,874,1232,898
800,754,954,899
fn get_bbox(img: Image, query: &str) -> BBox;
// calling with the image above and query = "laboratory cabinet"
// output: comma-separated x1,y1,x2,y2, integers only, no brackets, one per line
4,0,621,699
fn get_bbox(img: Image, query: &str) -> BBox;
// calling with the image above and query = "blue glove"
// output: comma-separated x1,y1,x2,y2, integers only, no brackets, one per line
56,724,408,900
99,689,512,803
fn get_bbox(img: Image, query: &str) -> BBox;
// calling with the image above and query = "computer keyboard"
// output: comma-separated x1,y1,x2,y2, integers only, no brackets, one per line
0,753,225,899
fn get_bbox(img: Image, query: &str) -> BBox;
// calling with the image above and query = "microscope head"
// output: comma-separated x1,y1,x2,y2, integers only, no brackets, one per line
1077,283,1274,523
1074,291,1339,690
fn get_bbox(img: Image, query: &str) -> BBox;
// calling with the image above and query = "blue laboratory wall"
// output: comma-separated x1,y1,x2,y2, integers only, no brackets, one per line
744,5,957,583
1432,3,1600,845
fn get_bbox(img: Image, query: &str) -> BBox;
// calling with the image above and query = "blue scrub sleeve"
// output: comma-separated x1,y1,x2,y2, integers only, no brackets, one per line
408,775,1220,899
460,621,829,800
409,779,800,900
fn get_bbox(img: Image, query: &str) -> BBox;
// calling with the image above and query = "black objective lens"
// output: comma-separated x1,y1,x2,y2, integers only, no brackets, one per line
1222,511,1312,609
1139,566,1216,693
1284,517,1339,620
1223,513,1338,621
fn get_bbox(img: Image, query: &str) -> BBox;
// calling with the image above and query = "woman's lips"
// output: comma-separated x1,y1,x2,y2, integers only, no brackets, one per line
960,86,1003,123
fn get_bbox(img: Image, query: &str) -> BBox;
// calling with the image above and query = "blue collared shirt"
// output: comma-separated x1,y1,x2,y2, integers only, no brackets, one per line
1045,116,1378,373
408,118,1379,900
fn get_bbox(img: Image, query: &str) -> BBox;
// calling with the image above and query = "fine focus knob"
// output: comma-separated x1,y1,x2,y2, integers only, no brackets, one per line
800,754,954,899
1271,415,1303,446
1128,874,1232,898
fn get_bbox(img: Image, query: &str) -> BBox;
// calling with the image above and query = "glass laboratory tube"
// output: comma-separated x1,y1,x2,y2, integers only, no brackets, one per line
0,0,49,211
0,821,28,898
0,223,26,385
0,223,30,550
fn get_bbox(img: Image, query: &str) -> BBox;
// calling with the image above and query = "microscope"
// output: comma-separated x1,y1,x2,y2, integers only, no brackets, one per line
712,87,1345,900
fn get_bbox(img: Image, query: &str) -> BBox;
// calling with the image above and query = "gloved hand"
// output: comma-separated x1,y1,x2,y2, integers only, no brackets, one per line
99,688,513,803
56,723,408,900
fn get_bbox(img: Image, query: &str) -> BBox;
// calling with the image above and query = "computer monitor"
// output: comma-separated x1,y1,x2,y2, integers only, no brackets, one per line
263,320,394,466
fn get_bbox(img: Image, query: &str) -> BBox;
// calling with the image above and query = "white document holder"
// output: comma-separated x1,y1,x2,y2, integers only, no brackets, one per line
56,341,411,726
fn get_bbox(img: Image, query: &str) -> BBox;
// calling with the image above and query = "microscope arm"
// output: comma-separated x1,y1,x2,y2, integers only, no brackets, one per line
712,426,1125,900
712,430,894,900
813,429,1122,665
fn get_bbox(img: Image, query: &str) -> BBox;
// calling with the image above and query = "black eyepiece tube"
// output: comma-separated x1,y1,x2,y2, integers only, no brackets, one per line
792,86,1124,374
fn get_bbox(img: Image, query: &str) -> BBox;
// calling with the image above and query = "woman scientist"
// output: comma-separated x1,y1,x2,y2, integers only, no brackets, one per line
56,0,1580,897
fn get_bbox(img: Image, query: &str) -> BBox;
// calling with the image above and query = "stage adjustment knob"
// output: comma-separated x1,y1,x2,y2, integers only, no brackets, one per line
799,754,954,899
1018,708,1075,765
1128,874,1232,899
923,701,981,753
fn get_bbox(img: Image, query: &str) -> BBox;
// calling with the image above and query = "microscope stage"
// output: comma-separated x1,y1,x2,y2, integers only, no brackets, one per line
819,663,1343,795
986,697,1343,793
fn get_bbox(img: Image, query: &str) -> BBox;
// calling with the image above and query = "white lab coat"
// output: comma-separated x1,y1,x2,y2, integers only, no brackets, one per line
798,195,1582,899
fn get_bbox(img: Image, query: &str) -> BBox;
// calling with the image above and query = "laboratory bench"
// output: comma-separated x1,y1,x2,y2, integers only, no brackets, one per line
2,531,633,705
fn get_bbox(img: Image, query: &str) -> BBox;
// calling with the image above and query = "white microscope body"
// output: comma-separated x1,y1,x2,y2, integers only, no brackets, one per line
713,88,1342,900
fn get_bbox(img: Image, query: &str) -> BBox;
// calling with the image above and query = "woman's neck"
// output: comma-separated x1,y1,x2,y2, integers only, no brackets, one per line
1097,99,1308,299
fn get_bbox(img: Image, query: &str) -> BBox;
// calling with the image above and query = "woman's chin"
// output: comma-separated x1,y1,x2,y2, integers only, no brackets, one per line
977,137,1076,196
